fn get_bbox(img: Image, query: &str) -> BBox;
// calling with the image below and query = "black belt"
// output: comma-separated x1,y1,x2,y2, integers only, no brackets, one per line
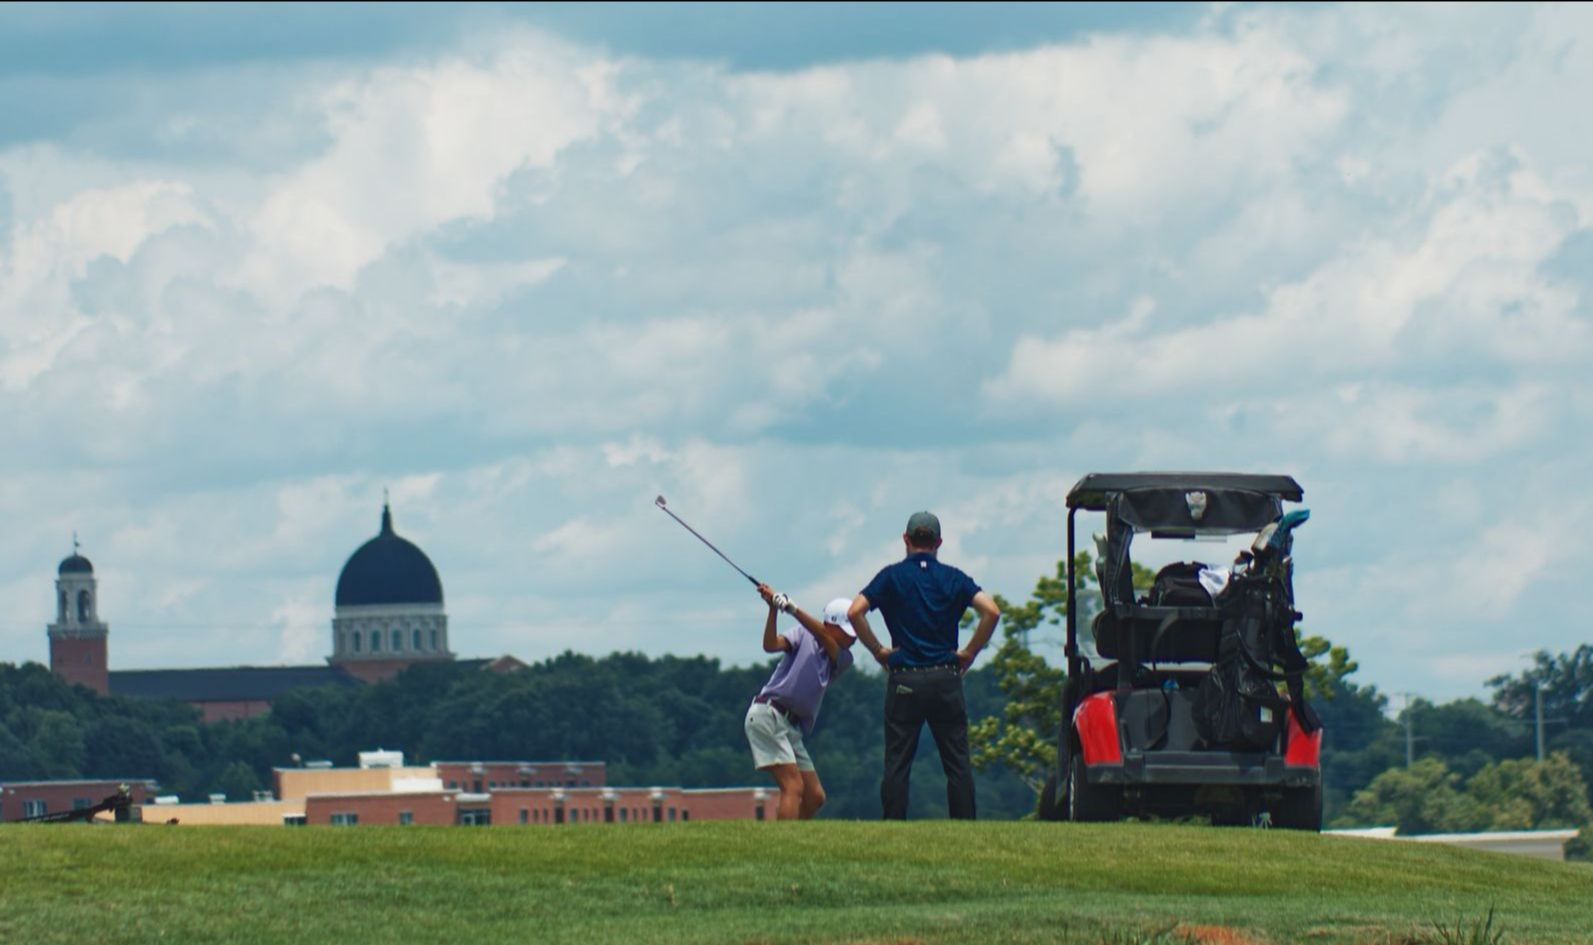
754,693,803,725
891,662,959,673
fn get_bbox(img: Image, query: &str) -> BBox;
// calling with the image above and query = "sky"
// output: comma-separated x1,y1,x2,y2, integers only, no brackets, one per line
2,2,1590,702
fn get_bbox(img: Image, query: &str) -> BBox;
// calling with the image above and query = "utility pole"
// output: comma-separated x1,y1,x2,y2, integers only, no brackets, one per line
1536,685,1546,763
1404,693,1416,767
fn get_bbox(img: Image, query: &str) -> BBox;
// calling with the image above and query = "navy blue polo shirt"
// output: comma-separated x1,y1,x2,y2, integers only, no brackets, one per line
860,553,981,668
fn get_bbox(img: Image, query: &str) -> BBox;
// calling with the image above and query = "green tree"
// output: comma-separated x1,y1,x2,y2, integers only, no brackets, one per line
1567,826,1591,862
1408,698,1531,779
967,553,1153,794
25,709,86,778
1340,757,1487,834
83,716,167,781
1298,633,1357,703
214,761,262,801
1489,645,1593,729
1466,753,1593,830
966,556,1076,793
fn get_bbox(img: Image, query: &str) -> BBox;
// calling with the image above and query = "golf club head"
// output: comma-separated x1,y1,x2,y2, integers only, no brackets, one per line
654,495,667,508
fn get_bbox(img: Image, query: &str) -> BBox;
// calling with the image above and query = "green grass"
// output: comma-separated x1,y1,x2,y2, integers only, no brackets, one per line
1,822,1589,944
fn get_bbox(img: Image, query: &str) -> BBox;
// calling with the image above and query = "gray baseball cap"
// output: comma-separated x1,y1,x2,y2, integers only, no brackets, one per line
905,511,941,541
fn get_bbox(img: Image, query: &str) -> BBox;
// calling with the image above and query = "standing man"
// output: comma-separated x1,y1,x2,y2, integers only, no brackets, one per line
848,511,1001,820
744,584,857,820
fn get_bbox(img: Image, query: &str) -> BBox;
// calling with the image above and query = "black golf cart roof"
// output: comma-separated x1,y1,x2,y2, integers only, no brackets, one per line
1067,472,1303,535
1067,472,1303,510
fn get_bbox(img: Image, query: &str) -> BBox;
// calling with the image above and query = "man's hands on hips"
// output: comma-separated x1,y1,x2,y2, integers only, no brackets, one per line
873,647,896,670
956,647,981,674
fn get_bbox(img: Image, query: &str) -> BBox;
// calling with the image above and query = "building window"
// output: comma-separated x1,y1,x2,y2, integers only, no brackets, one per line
331,813,358,826
519,809,529,825
668,808,677,823
554,807,564,824
58,591,67,621
430,629,438,650
24,800,46,818
472,780,482,793
619,808,628,823
653,805,663,824
446,781,458,790
681,811,690,822
755,804,765,822
458,810,491,826
77,590,91,622
414,629,423,651
371,631,381,652
604,805,614,823
352,632,362,653
399,811,413,826
284,815,307,827
72,797,92,811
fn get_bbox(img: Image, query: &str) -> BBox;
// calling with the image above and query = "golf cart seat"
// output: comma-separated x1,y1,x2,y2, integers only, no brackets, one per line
1092,608,1221,666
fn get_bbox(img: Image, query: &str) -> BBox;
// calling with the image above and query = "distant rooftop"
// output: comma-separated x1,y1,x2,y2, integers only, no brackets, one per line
110,665,360,703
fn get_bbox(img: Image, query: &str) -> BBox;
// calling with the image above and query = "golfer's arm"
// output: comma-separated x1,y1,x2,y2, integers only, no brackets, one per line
762,606,790,654
962,591,1002,657
847,595,889,659
789,606,841,662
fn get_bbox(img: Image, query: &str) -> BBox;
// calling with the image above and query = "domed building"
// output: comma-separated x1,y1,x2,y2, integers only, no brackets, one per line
51,499,520,723
329,502,455,683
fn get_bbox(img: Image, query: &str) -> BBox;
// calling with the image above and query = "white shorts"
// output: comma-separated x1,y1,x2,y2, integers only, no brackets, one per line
744,702,814,772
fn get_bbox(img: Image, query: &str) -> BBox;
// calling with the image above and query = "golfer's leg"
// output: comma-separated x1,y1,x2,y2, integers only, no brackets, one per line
798,770,827,820
881,673,925,819
767,764,805,821
925,673,977,820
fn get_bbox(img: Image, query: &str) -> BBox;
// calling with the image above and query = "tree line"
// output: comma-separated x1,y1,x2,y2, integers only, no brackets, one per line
0,653,1035,819
2,554,1589,836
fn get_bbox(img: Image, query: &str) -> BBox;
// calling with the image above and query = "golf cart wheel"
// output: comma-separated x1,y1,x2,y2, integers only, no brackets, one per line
1271,783,1322,832
1037,769,1063,822
1067,754,1122,823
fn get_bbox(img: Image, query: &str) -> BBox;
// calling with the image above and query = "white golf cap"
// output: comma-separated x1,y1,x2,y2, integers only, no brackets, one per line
823,598,857,638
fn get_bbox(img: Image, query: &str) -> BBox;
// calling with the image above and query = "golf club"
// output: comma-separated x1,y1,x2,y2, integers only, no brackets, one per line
654,495,760,587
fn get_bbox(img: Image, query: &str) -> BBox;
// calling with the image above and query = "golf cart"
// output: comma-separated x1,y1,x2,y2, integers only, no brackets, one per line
1041,473,1323,830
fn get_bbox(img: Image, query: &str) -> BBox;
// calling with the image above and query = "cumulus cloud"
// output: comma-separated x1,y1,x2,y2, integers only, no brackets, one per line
1,4,1591,700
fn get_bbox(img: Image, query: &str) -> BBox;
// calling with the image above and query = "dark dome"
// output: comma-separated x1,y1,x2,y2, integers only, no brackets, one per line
334,505,444,607
59,553,94,575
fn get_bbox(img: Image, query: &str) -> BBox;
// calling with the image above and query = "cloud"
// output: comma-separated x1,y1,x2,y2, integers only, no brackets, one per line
2,4,1592,703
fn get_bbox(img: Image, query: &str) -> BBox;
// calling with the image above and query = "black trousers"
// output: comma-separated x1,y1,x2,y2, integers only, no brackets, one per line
881,666,976,819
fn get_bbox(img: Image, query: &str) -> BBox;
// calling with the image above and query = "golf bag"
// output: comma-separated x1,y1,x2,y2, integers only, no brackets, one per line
1193,520,1320,750
1149,561,1213,607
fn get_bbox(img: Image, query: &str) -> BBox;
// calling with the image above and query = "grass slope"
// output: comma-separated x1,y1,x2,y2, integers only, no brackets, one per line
1,822,1589,945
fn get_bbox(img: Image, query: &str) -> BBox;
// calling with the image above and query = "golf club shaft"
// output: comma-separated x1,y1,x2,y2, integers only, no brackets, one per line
655,499,760,587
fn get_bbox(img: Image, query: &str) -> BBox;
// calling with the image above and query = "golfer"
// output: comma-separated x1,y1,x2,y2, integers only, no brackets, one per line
744,584,857,820
848,511,1001,819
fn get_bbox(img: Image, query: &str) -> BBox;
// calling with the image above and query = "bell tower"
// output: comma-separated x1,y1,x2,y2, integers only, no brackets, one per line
48,536,109,696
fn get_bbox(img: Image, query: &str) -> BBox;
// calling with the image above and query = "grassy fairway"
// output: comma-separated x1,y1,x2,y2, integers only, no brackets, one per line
1,822,1589,944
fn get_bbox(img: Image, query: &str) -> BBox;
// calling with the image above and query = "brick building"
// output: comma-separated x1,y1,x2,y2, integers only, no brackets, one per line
432,760,607,792
0,779,157,822
140,752,770,827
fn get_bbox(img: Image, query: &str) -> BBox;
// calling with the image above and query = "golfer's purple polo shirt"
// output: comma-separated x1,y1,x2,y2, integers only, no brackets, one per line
756,626,853,735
